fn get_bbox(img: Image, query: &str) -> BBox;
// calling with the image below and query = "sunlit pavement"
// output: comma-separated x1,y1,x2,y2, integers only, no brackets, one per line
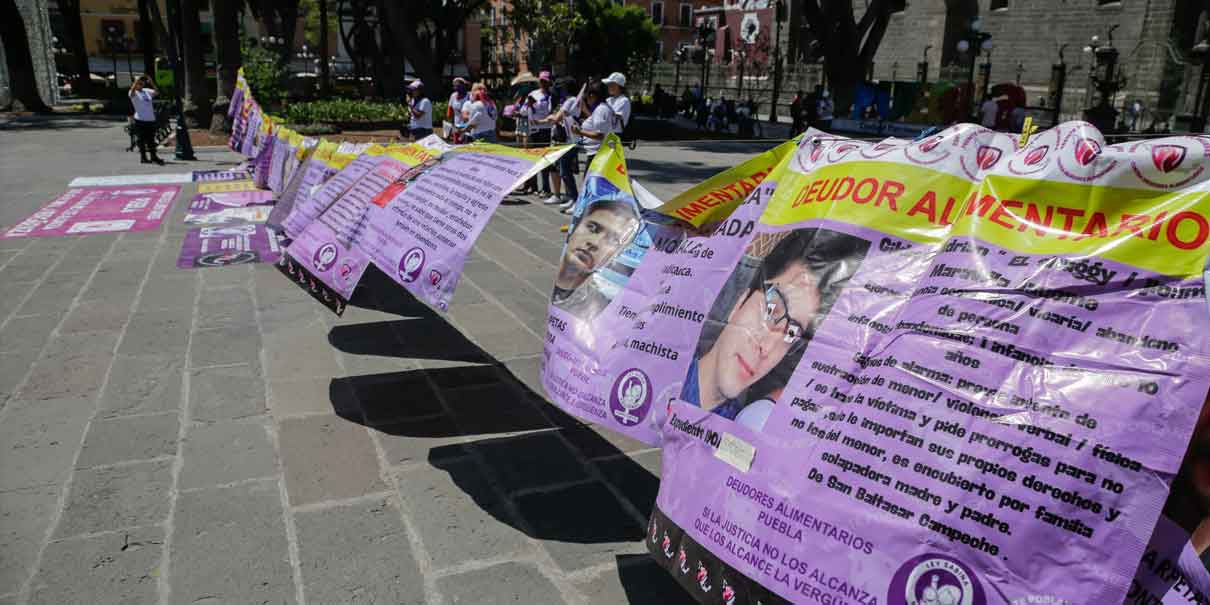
0,116,781,604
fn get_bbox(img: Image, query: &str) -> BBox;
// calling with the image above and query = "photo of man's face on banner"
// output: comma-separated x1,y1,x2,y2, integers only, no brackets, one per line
680,227,870,431
552,176,644,323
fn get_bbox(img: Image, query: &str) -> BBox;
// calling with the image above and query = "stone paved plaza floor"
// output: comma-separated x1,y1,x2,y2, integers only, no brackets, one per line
0,114,782,604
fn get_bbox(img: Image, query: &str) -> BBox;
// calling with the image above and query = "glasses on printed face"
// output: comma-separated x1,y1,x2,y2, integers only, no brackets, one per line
761,282,805,347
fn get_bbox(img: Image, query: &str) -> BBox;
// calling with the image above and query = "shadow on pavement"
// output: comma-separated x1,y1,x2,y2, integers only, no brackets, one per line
327,276,676,585
614,554,699,604
0,114,128,131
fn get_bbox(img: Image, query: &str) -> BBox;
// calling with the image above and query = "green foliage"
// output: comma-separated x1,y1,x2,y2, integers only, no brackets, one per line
242,42,287,106
300,0,337,48
282,98,408,124
571,0,659,78
286,122,341,135
504,0,585,70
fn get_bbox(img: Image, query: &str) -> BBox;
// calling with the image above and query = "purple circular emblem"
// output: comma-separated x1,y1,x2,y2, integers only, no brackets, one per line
398,247,425,283
887,553,985,605
313,243,339,272
609,368,653,427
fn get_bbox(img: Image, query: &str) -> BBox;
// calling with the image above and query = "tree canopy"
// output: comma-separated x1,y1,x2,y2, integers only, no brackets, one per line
569,0,660,79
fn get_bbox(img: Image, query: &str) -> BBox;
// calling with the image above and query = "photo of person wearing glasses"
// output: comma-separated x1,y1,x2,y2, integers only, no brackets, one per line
680,227,869,431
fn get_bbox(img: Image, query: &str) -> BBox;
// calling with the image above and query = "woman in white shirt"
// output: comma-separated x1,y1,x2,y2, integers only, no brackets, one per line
406,80,433,140
128,74,164,165
446,77,470,142
459,83,498,143
602,72,631,131
519,71,556,196
571,84,615,184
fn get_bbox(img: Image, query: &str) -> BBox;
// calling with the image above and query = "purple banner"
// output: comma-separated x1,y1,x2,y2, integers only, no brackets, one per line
177,224,284,268
3,185,178,238
193,169,253,182
645,125,1210,604
188,191,275,211
280,151,385,238
358,149,535,311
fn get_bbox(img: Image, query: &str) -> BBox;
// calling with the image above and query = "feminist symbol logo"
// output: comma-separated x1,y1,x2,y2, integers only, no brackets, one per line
609,368,652,426
399,247,425,283
313,243,339,272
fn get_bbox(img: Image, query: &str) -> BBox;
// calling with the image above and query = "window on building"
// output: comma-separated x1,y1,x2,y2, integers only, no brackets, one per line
652,1,663,24
1096,0,1121,5
100,20,125,51
655,40,664,61
990,0,1008,11
680,3,692,26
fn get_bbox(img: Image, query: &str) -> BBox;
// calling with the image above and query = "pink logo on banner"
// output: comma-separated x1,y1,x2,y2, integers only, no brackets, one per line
3,185,179,238
1151,144,1187,173
1024,145,1049,166
1074,139,1101,166
976,145,1003,170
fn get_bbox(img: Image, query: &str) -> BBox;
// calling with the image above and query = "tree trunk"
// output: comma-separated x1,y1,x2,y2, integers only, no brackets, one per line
379,0,405,100
318,0,330,94
144,0,175,66
56,0,93,96
179,0,210,127
396,3,444,99
137,0,156,75
211,0,240,133
1,0,52,112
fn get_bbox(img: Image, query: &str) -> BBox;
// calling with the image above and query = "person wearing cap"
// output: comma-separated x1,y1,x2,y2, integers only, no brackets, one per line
601,72,631,131
447,77,471,142
538,78,583,211
521,70,556,198
406,80,433,140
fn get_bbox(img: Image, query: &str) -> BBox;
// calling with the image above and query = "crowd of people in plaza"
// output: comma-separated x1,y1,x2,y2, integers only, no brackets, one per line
402,70,634,213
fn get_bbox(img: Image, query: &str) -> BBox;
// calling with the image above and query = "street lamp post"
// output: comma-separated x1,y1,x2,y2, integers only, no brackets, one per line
955,18,992,120
104,24,122,88
1190,38,1210,133
1083,26,1125,133
917,44,931,88
166,0,196,160
124,37,135,83
769,0,785,123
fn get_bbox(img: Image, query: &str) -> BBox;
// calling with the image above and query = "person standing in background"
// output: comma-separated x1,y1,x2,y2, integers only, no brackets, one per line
521,71,556,198
128,74,164,165
790,90,804,135
446,77,471,143
602,72,631,131
406,80,433,140
539,79,583,211
816,89,834,132
571,83,615,190
459,83,498,143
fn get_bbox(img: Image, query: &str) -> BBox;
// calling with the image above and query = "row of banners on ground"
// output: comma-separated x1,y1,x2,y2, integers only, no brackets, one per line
10,64,1209,603
224,67,1210,604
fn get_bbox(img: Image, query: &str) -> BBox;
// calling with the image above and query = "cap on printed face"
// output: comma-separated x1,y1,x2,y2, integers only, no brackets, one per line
602,72,627,88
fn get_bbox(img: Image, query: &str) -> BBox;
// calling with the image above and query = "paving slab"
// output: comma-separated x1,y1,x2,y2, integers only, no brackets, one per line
396,459,534,570
170,481,296,605
513,481,647,573
188,363,266,421
0,483,61,594
179,420,277,489
278,415,386,506
0,396,94,491
294,496,423,604
55,459,173,538
76,412,179,468
437,561,567,605
96,354,184,418
28,525,163,605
